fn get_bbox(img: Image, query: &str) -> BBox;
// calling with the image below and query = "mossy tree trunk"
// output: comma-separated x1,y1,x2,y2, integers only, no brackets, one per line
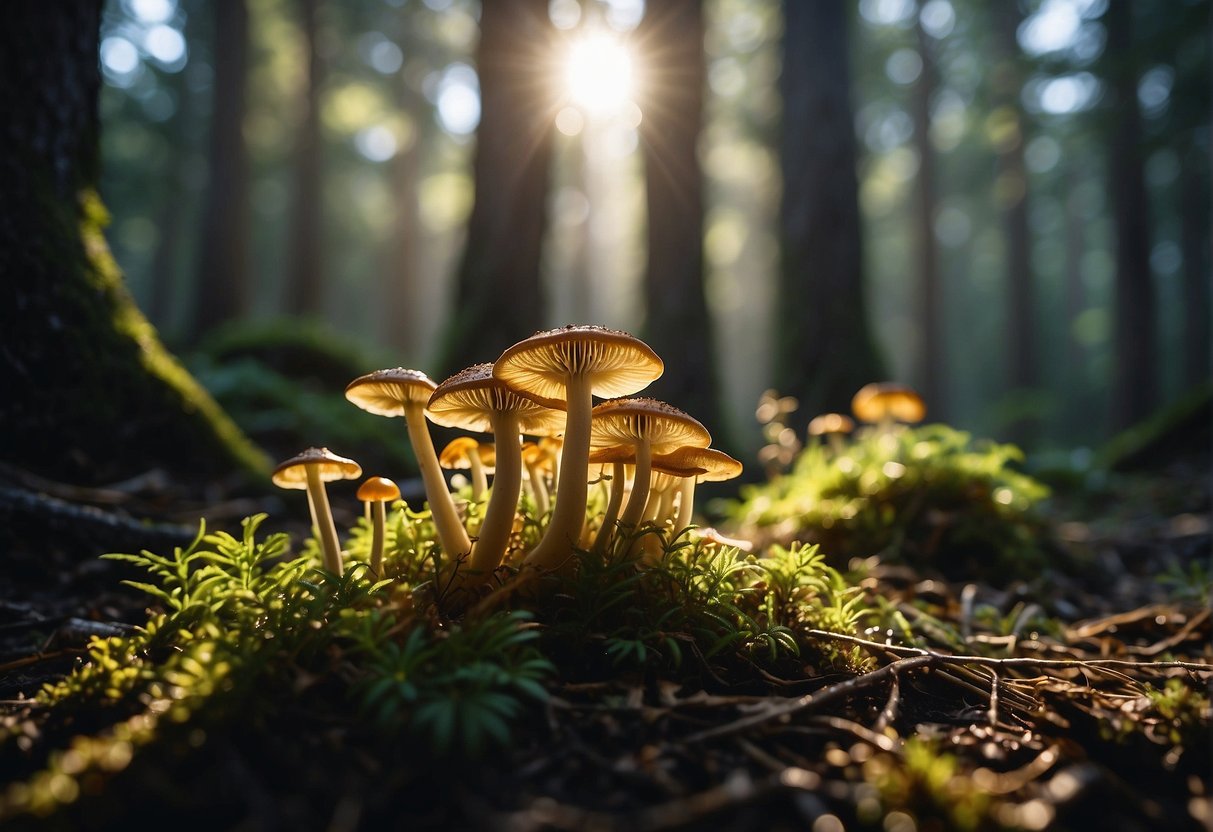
636,0,722,431
777,1,883,418
0,0,267,487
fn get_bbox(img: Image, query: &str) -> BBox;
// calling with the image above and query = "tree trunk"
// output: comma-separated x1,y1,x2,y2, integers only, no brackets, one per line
636,0,721,428
190,0,252,338
776,0,883,417
991,5,1036,385
284,0,326,319
911,3,944,417
1179,144,1210,389
440,0,554,373
380,106,423,356
0,1,267,485
1105,0,1157,429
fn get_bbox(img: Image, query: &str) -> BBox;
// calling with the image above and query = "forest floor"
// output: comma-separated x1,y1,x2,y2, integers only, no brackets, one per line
0,457,1209,831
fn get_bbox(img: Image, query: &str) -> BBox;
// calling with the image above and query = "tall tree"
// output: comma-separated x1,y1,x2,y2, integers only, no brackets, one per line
776,0,883,417
440,0,554,373
0,0,265,484
189,0,252,339
990,3,1037,404
1104,0,1157,428
911,0,944,416
284,0,327,318
635,0,721,427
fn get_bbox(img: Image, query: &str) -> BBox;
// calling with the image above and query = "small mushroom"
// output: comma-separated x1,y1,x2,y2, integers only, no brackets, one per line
808,412,856,455
428,363,565,583
588,398,711,558
586,445,636,555
851,383,926,431
440,436,488,501
649,446,743,531
494,326,664,571
521,442,552,516
272,447,362,576
345,368,472,565
357,476,400,577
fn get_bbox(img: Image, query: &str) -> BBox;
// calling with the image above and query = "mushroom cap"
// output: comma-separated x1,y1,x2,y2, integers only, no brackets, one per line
428,363,567,435
651,446,743,482
493,325,663,406
588,445,638,466
476,443,496,469
851,383,926,424
272,447,362,489
357,476,401,502
808,413,856,436
345,368,437,417
439,436,480,469
590,397,712,454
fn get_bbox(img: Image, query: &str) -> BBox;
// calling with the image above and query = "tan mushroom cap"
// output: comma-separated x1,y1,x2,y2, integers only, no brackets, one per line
493,325,663,406
808,413,856,436
652,447,743,482
851,383,926,424
428,363,566,435
476,443,496,469
439,436,480,469
357,476,401,502
588,445,638,466
272,447,362,489
345,367,437,417
590,397,712,454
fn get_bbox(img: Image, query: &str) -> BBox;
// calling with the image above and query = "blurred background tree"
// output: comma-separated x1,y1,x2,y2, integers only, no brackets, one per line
88,0,1208,466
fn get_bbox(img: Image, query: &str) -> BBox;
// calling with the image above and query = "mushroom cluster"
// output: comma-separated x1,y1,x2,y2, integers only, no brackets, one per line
272,325,741,587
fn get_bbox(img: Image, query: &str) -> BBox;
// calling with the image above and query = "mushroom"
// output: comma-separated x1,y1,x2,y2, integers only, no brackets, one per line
428,363,566,583
494,326,663,571
357,476,400,577
649,446,743,531
345,368,472,565
520,442,551,516
807,412,856,455
851,383,926,431
439,436,489,501
589,397,711,556
272,447,362,576
586,445,636,555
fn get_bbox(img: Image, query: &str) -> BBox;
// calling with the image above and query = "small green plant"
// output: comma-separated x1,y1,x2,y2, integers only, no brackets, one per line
727,423,1051,579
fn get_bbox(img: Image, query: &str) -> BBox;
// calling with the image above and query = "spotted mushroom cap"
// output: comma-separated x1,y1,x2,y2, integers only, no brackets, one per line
357,476,401,502
851,383,926,424
345,368,437,417
808,413,856,436
493,325,663,406
272,447,362,489
589,397,711,455
428,363,567,435
650,446,743,482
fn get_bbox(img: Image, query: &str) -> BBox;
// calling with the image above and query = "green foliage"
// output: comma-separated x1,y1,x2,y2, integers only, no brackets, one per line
860,739,1003,832
727,424,1051,579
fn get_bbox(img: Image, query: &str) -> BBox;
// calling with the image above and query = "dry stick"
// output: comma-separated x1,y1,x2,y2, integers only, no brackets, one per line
805,629,1213,673
988,667,1001,728
873,667,902,732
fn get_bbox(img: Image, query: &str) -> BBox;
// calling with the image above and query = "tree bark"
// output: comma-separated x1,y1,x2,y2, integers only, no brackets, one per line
776,0,883,417
991,4,1036,392
190,0,252,338
284,0,326,319
635,0,721,429
0,1,267,485
440,0,554,373
1179,144,1210,389
911,3,944,418
1105,0,1157,429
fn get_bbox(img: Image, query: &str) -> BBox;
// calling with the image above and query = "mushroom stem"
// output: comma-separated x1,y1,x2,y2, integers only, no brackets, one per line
591,461,627,555
369,499,387,576
524,372,593,570
404,402,472,564
655,477,676,526
618,436,652,530
466,410,523,581
305,464,344,576
675,476,696,530
525,457,549,516
468,452,488,501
